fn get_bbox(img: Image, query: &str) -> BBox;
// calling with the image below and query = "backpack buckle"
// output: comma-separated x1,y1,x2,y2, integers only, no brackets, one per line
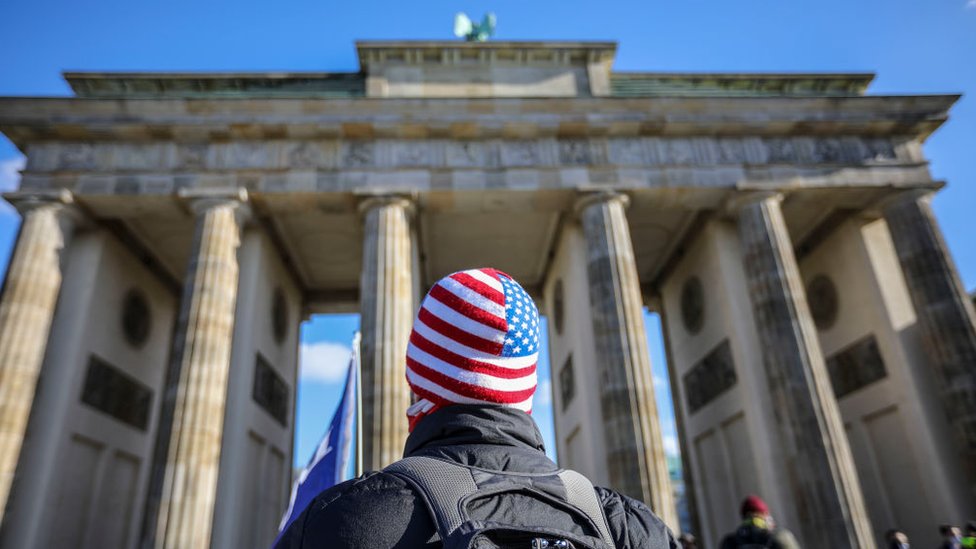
531,538,570,548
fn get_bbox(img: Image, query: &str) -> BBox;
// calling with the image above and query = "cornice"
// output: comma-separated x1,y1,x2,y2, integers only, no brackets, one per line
0,94,958,147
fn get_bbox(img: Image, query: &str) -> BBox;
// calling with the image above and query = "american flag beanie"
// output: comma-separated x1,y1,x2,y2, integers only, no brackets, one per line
405,268,541,431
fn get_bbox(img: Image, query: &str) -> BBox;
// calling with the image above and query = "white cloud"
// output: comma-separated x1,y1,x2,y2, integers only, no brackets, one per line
299,341,353,383
653,374,668,390
969,0,976,8
662,434,679,457
535,379,552,407
0,156,25,192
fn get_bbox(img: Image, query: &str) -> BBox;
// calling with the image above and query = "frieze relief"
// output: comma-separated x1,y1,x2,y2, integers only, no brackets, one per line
445,141,489,168
607,138,645,165
500,141,540,167
341,141,374,168
394,141,433,167
558,140,592,165
281,141,338,169
175,143,209,170
58,144,96,170
24,135,913,173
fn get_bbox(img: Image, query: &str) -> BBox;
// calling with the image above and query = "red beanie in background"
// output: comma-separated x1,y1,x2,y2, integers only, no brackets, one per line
740,495,770,517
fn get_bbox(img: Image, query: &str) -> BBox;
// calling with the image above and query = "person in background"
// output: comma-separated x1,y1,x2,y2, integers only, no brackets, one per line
939,524,963,549
718,495,800,549
962,522,976,549
677,532,697,549
884,528,909,549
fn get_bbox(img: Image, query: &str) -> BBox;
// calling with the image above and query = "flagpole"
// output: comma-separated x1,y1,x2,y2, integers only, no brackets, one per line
353,331,363,478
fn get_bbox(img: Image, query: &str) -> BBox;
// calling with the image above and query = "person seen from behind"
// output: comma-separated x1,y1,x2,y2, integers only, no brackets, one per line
884,528,909,549
275,268,678,548
718,495,800,549
940,524,963,549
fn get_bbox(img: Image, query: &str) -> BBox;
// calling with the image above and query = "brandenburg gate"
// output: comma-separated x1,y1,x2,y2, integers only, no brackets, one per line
0,40,973,548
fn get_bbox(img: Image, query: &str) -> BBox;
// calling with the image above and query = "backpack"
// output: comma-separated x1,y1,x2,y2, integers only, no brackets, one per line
384,456,617,549
725,524,774,549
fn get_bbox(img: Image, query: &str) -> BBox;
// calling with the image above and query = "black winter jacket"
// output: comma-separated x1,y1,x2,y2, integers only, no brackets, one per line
275,405,677,548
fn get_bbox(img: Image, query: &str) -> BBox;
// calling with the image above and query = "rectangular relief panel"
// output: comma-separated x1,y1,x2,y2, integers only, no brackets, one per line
88,451,140,549
253,354,289,426
245,431,267,545
826,335,887,399
694,429,737,542
257,446,287,548
865,406,934,544
720,413,760,500
559,355,575,412
683,339,736,414
80,355,153,431
48,435,102,546
564,426,582,471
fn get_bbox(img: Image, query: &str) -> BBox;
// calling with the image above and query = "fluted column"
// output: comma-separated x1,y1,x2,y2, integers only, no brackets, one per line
735,192,873,547
883,191,976,501
359,196,415,471
576,191,678,529
0,190,75,522
153,189,247,549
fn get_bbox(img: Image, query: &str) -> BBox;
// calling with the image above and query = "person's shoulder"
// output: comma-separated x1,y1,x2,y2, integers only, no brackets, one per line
312,470,412,506
770,527,800,549
717,531,736,548
594,486,678,549
275,471,434,549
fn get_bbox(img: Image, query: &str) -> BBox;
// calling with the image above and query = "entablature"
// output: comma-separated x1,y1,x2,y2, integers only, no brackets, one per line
18,135,924,176
0,94,958,147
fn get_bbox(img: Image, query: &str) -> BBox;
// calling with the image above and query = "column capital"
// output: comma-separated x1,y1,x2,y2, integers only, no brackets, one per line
722,190,783,216
573,190,629,217
356,193,416,218
178,187,249,219
3,189,73,214
3,189,88,235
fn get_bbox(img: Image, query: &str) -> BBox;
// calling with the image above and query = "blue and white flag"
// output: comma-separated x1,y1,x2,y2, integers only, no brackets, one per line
275,334,359,544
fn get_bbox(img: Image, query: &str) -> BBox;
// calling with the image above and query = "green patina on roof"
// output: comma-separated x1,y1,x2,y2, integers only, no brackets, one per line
65,72,366,98
610,73,874,97
63,71,874,99
611,73,873,98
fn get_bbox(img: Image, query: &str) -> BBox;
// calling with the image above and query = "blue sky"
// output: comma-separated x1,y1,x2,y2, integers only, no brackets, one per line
1,0,974,471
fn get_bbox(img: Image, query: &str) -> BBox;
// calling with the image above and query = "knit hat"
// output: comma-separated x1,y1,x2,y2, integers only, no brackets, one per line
405,268,540,431
740,495,770,517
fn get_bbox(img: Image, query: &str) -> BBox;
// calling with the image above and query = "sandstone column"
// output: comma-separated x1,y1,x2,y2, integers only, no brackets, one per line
576,191,678,529
359,196,415,471
735,192,873,547
883,190,976,501
153,189,247,549
0,190,75,522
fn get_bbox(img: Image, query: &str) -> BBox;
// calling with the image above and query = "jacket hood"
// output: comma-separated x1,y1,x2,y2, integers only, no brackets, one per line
404,404,546,455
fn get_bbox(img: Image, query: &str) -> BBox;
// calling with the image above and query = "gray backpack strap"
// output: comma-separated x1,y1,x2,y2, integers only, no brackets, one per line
557,469,615,547
384,456,478,539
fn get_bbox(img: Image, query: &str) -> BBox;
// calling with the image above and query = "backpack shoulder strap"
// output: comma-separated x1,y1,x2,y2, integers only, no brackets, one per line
383,456,478,540
556,469,615,547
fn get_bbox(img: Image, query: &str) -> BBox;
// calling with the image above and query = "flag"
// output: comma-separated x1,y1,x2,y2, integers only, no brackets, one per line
274,334,359,545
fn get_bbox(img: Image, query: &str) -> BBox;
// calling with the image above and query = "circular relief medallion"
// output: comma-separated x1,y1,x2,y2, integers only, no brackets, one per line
553,279,565,335
121,289,152,348
272,287,288,344
681,276,705,335
807,275,839,330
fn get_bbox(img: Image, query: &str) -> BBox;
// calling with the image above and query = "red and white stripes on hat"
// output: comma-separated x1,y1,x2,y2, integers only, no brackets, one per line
406,268,541,431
